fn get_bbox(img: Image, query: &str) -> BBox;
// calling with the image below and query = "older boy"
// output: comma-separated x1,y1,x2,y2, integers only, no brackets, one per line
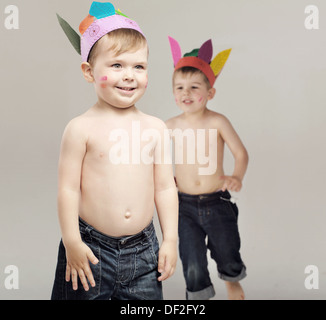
51,2,178,300
166,37,248,300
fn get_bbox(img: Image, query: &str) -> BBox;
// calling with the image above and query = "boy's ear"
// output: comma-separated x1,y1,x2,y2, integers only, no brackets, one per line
81,62,94,83
207,87,216,100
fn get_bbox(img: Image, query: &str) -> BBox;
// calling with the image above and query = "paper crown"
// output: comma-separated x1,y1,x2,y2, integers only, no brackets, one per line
168,37,231,87
57,2,145,62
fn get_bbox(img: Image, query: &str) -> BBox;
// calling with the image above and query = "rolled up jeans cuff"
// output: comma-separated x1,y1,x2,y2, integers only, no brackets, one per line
219,266,247,282
186,284,215,300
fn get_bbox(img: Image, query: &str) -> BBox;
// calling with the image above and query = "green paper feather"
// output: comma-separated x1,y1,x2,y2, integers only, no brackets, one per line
56,13,81,55
116,9,129,18
184,48,199,58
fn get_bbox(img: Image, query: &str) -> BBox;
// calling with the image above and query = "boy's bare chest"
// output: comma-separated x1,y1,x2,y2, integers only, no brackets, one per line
85,122,160,164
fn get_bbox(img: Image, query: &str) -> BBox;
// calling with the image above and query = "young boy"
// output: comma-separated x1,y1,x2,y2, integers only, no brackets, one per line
51,2,178,300
166,37,248,300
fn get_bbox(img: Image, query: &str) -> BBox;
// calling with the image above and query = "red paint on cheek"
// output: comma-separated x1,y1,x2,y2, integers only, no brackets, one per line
100,76,107,88
198,96,203,102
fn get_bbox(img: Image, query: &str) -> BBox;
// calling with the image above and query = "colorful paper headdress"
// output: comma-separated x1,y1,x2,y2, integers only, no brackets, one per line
57,2,145,62
168,37,231,87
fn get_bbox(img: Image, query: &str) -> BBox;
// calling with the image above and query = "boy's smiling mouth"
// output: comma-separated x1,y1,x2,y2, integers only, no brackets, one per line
116,86,136,91
183,99,193,104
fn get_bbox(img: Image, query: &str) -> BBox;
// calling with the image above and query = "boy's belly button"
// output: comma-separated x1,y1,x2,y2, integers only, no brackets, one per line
124,211,131,219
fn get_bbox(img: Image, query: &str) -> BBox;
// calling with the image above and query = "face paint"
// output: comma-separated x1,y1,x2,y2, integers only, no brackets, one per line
99,76,107,88
198,96,203,102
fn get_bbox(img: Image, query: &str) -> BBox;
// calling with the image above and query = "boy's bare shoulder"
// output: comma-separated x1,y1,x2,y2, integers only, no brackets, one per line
206,109,227,120
138,111,168,130
62,111,94,141
65,113,88,129
206,109,232,127
165,114,184,129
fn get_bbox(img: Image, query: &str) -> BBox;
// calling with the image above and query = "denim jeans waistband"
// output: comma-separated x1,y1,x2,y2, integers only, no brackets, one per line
178,190,231,203
79,217,155,249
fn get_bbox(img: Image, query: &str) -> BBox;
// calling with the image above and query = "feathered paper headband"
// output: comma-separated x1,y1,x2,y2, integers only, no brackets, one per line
56,1,145,62
168,37,231,87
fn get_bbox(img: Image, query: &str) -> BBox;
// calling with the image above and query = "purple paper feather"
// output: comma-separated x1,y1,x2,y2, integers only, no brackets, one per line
198,39,213,63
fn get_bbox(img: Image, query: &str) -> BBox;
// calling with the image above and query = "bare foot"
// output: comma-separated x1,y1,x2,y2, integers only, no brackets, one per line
225,282,245,300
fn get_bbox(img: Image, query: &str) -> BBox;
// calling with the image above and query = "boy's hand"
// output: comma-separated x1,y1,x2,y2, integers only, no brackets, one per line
157,240,177,282
64,241,99,291
220,175,242,192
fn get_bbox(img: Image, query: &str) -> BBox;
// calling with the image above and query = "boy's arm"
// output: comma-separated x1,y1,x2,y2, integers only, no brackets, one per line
218,115,249,192
154,122,178,281
57,119,98,291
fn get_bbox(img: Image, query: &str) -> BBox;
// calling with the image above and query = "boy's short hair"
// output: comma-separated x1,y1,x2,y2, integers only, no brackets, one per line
88,28,147,66
173,67,211,89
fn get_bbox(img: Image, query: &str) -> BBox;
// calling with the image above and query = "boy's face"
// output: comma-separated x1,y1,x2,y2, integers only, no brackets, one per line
173,72,215,114
85,36,148,109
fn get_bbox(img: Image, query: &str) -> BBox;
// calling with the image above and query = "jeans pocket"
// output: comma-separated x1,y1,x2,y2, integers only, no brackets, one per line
227,202,239,220
130,236,162,300
148,233,160,265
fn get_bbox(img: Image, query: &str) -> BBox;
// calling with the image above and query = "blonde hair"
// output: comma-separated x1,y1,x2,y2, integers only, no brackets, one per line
88,28,147,65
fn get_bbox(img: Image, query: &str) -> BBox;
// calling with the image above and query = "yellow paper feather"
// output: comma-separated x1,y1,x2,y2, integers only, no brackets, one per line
210,49,232,77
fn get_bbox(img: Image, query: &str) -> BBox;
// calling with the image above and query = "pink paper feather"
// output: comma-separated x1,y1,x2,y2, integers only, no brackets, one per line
168,36,182,66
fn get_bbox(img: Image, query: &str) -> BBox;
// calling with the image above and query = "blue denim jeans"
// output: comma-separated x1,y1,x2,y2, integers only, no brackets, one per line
178,190,246,300
51,218,163,300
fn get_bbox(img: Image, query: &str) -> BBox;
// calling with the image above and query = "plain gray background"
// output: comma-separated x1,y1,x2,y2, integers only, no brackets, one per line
1,0,325,299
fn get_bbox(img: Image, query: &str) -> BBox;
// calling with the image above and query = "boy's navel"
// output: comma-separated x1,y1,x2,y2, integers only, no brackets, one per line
124,211,131,219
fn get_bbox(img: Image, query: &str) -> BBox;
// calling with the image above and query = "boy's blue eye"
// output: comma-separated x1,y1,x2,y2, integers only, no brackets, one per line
112,64,121,68
135,65,144,70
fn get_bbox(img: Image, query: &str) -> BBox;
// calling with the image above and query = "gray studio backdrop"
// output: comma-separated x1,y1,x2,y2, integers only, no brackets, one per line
0,0,325,299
